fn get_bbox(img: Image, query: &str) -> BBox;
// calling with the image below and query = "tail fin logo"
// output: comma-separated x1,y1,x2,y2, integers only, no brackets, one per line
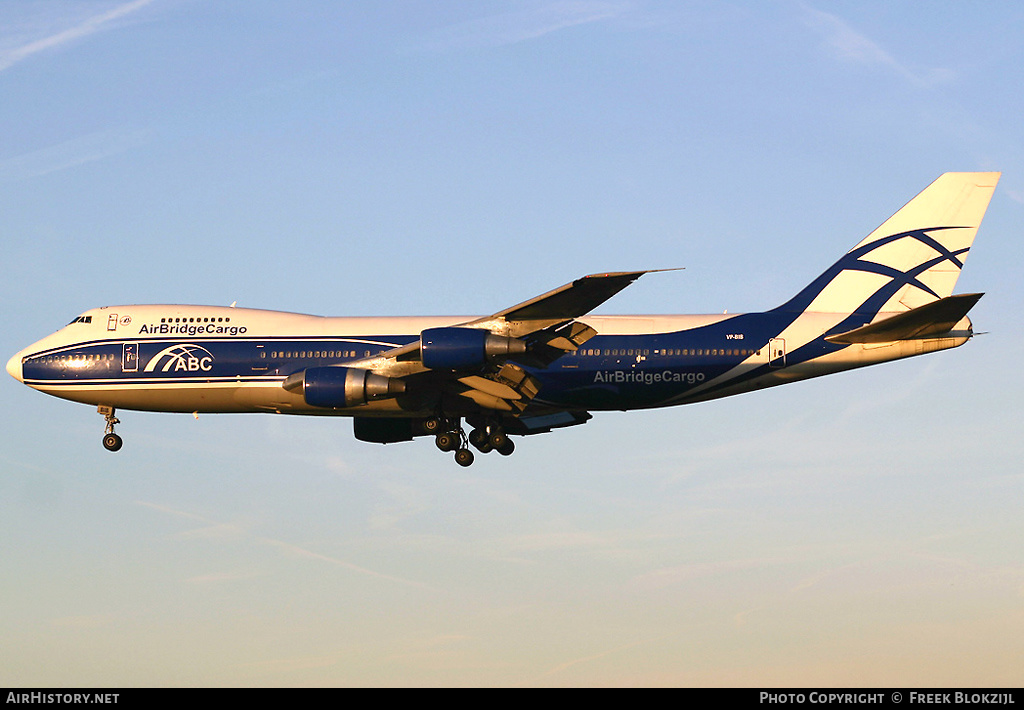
776,172,999,317
836,225,970,308
143,344,214,373
782,225,973,316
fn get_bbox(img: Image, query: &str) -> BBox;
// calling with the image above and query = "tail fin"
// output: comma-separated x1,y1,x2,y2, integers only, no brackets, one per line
776,172,1000,315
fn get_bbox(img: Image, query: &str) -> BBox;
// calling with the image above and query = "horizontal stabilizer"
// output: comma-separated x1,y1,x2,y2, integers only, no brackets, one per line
825,293,983,344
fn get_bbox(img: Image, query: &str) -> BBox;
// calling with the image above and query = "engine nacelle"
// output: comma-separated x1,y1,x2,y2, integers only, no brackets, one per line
284,367,405,409
420,327,527,371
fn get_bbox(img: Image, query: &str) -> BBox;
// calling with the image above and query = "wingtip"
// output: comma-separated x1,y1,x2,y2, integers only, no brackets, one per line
581,267,684,280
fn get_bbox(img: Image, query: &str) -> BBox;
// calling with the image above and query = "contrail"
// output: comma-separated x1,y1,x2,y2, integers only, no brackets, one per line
0,0,158,72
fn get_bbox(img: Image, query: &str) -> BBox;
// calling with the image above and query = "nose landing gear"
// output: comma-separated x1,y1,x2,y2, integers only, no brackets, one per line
98,405,122,452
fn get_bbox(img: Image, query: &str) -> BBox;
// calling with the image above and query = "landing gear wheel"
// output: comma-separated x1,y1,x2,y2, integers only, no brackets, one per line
102,433,123,452
454,448,475,467
496,438,515,456
98,405,122,452
469,428,493,453
435,432,459,452
488,431,510,451
423,417,443,434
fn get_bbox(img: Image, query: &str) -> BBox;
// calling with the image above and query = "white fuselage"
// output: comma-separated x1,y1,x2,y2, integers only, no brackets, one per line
7,304,971,417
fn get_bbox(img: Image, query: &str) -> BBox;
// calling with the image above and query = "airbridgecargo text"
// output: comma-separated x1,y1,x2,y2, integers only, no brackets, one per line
594,370,705,385
138,323,246,336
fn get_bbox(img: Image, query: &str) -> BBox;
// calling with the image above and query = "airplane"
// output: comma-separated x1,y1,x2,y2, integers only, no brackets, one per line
6,172,999,466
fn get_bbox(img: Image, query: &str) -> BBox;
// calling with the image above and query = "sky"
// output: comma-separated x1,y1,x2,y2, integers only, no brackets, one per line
1,0,1022,687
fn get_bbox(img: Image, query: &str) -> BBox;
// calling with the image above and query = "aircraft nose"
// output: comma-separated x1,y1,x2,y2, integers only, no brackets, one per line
6,351,23,382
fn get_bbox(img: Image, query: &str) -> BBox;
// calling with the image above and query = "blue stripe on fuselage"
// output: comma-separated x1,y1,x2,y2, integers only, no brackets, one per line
20,311,839,411
20,336,416,384
530,311,807,410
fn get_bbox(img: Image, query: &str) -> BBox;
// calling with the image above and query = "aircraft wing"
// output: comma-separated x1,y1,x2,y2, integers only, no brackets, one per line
349,270,660,412
374,270,660,366
469,270,652,333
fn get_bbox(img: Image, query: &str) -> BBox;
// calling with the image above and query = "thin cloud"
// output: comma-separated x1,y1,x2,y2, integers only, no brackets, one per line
525,635,664,685
137,500,439,592
50,613,119,628
0,0,158,73
260,538,440,592
0,128,152,182
368,481,430,531
799,4,955,88
234,654,343,673
421,1,632,51
185,570,261,584
629,556,784,592
1003,187,1024,205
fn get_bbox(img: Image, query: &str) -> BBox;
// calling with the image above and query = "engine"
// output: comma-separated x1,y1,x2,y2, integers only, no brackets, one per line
420,327,526,371
283,367,405,409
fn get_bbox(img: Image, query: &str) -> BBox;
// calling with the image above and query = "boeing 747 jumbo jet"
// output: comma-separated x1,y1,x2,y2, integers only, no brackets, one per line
7,172,999,466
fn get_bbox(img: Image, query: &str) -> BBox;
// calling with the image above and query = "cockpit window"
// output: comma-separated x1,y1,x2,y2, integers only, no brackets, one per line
67,316,93,325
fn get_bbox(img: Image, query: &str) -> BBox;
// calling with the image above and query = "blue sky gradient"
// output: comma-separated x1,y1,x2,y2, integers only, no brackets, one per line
2,1,1022,686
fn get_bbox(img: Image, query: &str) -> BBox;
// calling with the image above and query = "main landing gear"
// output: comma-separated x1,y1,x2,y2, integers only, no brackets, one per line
426,417,515,466
98,405,122,452
470,427,514,456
